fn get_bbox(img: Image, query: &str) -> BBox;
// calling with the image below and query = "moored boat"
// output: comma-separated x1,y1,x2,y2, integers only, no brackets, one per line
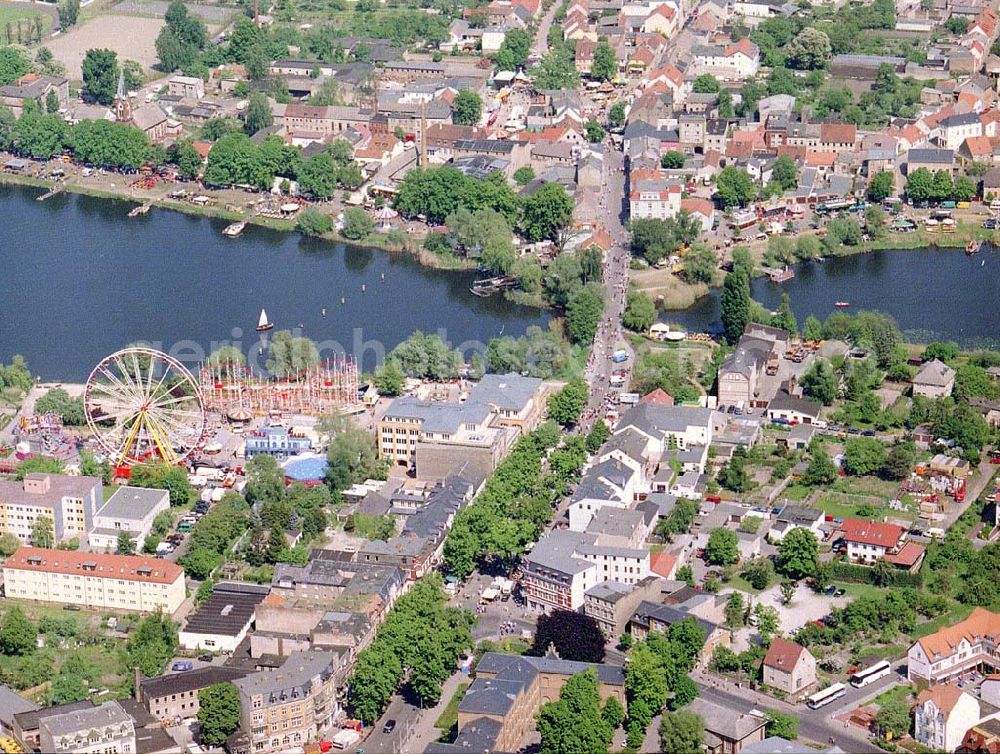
834,301,850,308
223,220,247,237
256,308,273,332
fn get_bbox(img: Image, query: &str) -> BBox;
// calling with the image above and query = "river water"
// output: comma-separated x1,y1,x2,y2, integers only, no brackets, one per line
664,245,1000,348
0,185,549,381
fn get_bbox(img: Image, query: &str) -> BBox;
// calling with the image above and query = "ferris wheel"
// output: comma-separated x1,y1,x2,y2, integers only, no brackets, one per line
84,347,208,467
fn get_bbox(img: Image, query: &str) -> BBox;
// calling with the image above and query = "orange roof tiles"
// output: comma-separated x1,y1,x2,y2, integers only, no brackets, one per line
916,683,966,717
763,637,806,671
839,518,904,548
804,151,837,167
821,123,857,145
725,38,759,58
4,546,183,584
650,550,676,578
964,135,993,157
639,388,675,405
916,607,1000,659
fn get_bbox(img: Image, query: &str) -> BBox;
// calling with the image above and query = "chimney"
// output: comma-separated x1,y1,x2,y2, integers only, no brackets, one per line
134,666,142,703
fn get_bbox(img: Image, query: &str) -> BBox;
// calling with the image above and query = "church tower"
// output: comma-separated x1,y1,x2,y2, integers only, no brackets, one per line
114,68,131,123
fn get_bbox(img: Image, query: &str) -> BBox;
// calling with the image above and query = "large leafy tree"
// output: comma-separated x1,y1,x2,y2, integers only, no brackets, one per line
566,285,604,344
69,119,151,170
843,437,887,475
82,49,118,105
776,528,819,579
785,27,832,70
538,671,616,754
451,89,481,126
705,527,739,565
130,461,195,506
244,92,273,135
590,39,617,82
198,683,242,746
547,378,588,426
495,28,530,70
532,610,605,663
801,359,838,405
770,155,798,191
716,166,756,208
0,607,37,656
660,710,705,754
0,47,30,86
624,288,657,332
520,182,574,242
720,268,751,344
868,171,894,201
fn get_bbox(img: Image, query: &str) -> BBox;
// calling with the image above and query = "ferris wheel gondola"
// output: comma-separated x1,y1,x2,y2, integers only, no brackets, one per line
84,347,208,468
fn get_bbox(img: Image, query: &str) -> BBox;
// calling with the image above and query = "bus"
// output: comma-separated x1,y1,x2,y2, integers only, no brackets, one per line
850,660,892,688
807,683,847,709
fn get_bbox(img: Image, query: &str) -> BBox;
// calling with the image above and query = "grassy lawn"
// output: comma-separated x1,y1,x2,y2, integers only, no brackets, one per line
870,684,913,708
434,682,470,731
838,583,886,601
782,483,812,501
0,4,52,37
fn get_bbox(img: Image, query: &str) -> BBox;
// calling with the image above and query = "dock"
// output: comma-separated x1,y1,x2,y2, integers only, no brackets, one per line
36,184,64,202
763,265,795,283
128,203,152,218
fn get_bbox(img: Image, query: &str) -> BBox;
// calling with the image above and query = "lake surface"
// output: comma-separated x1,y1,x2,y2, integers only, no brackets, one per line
0,185,549,381
663,246,1000,348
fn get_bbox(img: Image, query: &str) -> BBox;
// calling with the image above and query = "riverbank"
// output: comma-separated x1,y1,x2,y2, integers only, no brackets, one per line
0,169,480,271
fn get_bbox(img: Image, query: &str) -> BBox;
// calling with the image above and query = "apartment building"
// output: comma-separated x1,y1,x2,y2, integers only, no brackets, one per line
0,473,101,544
762,637,817,699
139,666,250,723
913,684,990,752
230,651,339,754
3,547,185,614
38,701,135,754
837,519,925,572
908,607,1000,683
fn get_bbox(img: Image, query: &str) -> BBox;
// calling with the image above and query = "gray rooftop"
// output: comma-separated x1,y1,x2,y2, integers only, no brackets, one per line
232,650,336,700
469,373,542,412
688,697,768,742
96,486,168,521
40,701,132,738
617,403,713,439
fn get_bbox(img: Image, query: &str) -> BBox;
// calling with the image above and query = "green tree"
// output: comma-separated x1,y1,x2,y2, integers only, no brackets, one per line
716,166,756,208
198,683,242,746
513,165,535,186
586,420,611,453
584,119,604,143
30,516,54,548
0,532,21,558
548,378,588,426
0,607,36,656
324,414,385,493
296,207,333,236
520,182,573,242
126,613,178,677
724,591,745,629
906,167,934,201
81,49,118,105
801,359,837,405
754,604,780,641
0,46,30,86
844,437,887,475
770,155,798,191
803,447,837,486
58,0,80,30
608,100,626,129
954,175,977,202
374,358,405,396
776,528,819,579
693,74,721,93
566,285,604,344
803,315,824,340
452,89,482,125
661,150,686,169
624,288,657,332
68,119,152,170
495,27,530,70
660,710,705,754
34,388,86,425
538,670,615,754
868,171,894,202
590,39,617,81
780,580,795,605
883,441,917,480
720,268,751,344
342,206,374,240
116,531,136,555
244,91,273,135
766,712,799,740
706,527,739,566
682,244,718,284
532,47,579,89
785,27,832,69
130,462,195,506
876,697,911,739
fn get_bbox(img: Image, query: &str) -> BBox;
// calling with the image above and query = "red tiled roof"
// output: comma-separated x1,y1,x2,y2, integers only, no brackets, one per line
884,540,926,568
763,637,806,670
650,550,677,578
639,388,675,405
917,608,1000,660
821,122,856,145
964,135,993,157
916,683,966,717
681,198,714,217
4,546,183,584
804,151,837,167
838,518,904,548
725,38,759,59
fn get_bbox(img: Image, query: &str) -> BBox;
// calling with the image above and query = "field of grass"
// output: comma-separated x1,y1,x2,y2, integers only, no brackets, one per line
870,684,913,708
0,4,52,39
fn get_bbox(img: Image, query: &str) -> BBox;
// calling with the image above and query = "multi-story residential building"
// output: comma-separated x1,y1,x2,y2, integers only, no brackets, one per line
687,698,767,754
614,403,714,470
914,684,992,752
139,666,250,723
691,38,760,80
230,651,339,754
584,576,663,638
717,325,789,408
762,637,817,699
627,601,729,665
0,473,101,544
88,486,169,552
166,75,204,100
2,547,185,614
629,181,682,220
937,112,984,150
425,653,625,754
567,458,640,532
837,519,925,571
913,359,957,398
38,701,135,754
908,608,1000,683
271,103,370,137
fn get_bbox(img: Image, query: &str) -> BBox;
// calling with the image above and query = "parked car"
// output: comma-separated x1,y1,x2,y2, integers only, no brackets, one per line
198,653,213,662
834,588,846,597
825,585,837,596
861,429,876,437
383,720,397,734
172,661,193,672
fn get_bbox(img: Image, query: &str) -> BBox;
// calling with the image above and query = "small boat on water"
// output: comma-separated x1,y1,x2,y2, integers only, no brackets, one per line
256,309,273,332
128,203,151,218
834,301,850,308
966,240,984,255
224,220,247,238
